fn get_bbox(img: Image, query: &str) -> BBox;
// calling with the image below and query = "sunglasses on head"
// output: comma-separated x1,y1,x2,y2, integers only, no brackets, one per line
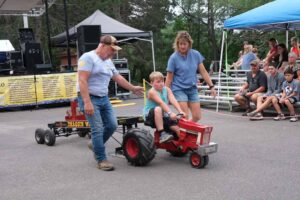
103,41,118,46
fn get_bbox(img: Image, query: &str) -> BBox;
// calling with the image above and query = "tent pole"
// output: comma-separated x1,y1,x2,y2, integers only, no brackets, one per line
44,0,53,65
150,31,156,71
286,30,289,49
23,14,28,28
63,0,71,69
217,30,226,112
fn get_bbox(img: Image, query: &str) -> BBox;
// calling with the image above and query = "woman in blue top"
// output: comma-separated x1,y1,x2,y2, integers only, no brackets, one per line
165,31,216,122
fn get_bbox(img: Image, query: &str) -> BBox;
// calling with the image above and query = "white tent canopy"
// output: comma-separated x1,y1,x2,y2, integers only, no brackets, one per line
0,0,55,16
0,40,15,51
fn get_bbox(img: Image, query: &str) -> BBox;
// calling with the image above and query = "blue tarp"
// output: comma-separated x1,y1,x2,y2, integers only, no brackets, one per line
224,0,300,30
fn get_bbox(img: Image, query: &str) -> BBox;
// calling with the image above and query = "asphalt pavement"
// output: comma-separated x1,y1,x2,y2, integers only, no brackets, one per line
1,98,300,200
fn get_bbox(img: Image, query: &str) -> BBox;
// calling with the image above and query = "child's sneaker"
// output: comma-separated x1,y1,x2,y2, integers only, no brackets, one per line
290,115,298,122
159,131,174,143
247,111,257,117
273,113,285,121
250,112,264,120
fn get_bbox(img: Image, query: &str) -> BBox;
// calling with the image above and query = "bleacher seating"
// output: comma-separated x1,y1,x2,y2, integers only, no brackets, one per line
198,63,300,112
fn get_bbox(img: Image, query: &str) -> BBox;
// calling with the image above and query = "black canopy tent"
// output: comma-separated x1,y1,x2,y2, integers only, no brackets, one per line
51,10,156,71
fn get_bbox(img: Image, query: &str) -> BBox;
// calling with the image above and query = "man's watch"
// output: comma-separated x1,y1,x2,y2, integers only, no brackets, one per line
209,85,215,89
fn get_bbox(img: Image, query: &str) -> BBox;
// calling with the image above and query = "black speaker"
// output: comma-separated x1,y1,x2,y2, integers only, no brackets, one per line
9,51,25,74
113,59,128,69
78,43,98,57
22,42,43,74
77,25,100,43
19,28,35,43
108,80,116,97
77,25,101,56
10,51,23,67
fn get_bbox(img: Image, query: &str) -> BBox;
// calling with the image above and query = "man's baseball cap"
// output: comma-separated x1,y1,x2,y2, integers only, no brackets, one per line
250,59,259,66
100,35,122,51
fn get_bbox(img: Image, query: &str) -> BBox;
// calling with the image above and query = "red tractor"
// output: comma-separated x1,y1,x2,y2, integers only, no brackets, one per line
122,115,218,169
35,100,218,169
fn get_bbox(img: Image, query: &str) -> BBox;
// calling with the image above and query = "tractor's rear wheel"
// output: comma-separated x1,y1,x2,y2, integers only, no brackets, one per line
35,128,45,144
189,152,205,169
122,128,156,166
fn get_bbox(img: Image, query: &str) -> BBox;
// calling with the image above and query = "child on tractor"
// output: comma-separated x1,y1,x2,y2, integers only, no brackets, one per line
143,71,185,143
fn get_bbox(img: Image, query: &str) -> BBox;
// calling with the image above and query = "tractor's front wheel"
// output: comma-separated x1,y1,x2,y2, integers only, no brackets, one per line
122,128,156,166
189,152,205,169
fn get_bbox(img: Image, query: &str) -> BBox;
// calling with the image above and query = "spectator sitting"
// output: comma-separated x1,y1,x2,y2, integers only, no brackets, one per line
296,68,300,82
230,41,250,69
242,41,249,54
241,44,256,70
279,52,300,78
290,36,300,58
234,59,268,115
277,43,289,69
247,63,285,120
263,38,279,72
271,67,299,122
230,50,243,69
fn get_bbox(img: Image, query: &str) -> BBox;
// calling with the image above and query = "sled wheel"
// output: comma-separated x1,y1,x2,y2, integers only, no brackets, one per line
203,155,209,167
77,129,87,137
122,128,156,166
35,128,45,144
168,150,188,157
189,152,205,169
44,129,56,146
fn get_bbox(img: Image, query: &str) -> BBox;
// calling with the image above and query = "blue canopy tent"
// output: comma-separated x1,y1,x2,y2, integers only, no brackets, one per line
216,0,300,111
224,0,300,31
